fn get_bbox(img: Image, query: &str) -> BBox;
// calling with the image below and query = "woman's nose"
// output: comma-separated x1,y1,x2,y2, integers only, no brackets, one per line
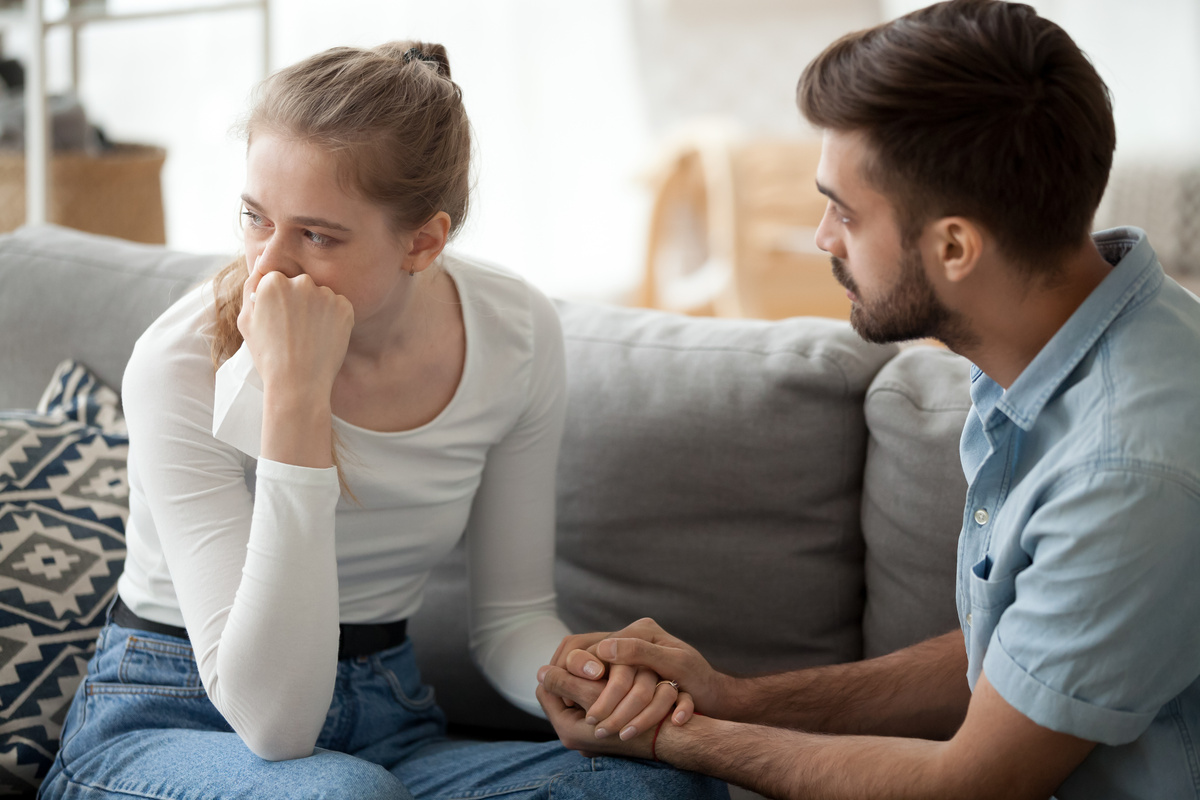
253,237,302,278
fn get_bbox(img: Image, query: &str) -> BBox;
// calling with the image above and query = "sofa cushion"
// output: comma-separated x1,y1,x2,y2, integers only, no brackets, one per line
0,361,129,796
861,346,972,658
411,301,898,733
0,224,225,409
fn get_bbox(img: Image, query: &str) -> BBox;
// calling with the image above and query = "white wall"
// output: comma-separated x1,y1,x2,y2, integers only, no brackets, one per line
8,0,1198,299
11,0,656,300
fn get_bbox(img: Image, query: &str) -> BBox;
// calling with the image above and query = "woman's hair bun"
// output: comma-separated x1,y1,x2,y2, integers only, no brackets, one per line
378,40,452,79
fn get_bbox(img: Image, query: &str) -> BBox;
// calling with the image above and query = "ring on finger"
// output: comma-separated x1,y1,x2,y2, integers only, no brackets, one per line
655,680,679,692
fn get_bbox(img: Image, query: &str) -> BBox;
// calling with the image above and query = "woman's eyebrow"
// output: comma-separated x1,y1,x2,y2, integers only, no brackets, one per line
290,215,351,232
240,193,351,232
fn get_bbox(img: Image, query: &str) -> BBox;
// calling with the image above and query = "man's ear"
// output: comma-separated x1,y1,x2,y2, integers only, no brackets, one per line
928,217,983,284
403,211,452,275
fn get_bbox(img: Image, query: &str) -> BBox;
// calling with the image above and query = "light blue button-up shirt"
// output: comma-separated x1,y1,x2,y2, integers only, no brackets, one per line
957,228,1200,799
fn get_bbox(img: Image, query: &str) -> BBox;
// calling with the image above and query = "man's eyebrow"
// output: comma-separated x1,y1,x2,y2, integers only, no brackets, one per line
815,181,854,214
240,194,351,232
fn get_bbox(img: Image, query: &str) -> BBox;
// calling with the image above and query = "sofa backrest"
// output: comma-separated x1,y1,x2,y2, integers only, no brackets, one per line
410,300,901,733
861,346,973,658
552,301,899,669
0,224,224,409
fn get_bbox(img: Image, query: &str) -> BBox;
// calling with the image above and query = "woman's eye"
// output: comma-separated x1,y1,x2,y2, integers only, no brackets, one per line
305,230,333,246
241,210,266,228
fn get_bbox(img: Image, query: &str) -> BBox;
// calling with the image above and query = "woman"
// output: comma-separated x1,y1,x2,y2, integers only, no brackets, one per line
40,42,725,800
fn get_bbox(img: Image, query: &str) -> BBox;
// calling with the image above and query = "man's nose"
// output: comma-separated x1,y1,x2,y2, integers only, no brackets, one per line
813,204,845,259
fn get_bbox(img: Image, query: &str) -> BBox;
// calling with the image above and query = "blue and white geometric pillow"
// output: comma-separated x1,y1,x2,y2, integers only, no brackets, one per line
0,361,128,797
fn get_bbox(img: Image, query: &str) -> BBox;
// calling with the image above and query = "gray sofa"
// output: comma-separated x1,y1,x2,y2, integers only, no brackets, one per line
0,224,973,795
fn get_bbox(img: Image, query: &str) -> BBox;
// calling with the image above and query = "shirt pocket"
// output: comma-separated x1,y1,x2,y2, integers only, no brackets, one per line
966,555,1018,686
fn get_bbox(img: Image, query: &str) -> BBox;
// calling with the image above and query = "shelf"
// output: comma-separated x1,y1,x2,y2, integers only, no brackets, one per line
6,0,270,227
0,1,264,29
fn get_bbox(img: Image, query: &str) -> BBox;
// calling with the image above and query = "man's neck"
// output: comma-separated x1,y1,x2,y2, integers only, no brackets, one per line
950,240,1113,389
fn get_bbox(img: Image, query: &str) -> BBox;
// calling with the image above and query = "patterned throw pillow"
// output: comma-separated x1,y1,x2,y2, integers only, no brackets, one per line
0,361,128,796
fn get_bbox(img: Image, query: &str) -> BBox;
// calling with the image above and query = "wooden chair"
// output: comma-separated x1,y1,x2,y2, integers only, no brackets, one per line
636,128,850,321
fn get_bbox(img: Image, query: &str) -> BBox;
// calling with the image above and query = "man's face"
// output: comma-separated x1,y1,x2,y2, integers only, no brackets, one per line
813,130,954,344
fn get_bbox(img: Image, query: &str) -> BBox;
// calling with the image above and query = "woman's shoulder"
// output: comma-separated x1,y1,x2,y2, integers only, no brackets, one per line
442,251,560,346
441,252,563,411
125,281,220,398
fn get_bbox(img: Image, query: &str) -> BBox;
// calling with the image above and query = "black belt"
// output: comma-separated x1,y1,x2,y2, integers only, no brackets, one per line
111,596,408,660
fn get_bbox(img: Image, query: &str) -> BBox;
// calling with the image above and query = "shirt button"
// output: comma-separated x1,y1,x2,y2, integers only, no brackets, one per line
974,508,990,525
966,613,973,626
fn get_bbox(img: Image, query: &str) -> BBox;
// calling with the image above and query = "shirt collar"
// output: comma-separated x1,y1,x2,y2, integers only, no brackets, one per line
972,227,1162,432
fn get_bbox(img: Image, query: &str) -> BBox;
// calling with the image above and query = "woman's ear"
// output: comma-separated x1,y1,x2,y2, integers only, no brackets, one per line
928,217,983,284
404,211,452,275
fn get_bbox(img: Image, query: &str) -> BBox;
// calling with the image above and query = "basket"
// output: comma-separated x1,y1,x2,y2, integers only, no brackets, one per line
0,143,166,244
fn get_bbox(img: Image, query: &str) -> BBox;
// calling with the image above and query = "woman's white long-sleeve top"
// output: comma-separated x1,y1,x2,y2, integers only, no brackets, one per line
116,253,572,760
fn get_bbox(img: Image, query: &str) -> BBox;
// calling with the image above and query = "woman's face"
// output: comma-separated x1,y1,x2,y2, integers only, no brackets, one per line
240,133,412,323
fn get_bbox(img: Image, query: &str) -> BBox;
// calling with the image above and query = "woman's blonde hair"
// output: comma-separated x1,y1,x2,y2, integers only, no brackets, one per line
210,40,472,367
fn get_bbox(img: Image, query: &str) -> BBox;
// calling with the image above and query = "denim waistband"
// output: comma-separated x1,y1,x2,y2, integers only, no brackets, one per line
110,595,409,660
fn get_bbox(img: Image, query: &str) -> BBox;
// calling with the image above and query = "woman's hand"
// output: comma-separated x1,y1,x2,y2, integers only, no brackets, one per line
238,252,355,398
550,631,610,675
542,623,699,741
238,249,354,468
536,682,660,761
553,618,729,723
537,660,690,750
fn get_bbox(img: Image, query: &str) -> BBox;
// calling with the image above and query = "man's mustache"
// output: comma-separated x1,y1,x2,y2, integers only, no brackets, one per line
830,256,858,295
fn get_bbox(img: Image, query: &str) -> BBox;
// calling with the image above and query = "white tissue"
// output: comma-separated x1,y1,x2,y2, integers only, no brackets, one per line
212,343,264,458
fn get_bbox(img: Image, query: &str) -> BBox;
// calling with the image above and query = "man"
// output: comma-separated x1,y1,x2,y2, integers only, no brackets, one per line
535,1,1200,798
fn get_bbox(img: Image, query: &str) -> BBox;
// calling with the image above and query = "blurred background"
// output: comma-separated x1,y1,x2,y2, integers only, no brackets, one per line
2,0,1198,315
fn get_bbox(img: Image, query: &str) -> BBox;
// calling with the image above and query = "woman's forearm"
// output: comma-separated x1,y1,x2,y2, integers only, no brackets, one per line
260,385,333,468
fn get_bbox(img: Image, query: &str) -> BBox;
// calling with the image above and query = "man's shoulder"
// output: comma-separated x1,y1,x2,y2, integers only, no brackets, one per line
1060,277,1200,484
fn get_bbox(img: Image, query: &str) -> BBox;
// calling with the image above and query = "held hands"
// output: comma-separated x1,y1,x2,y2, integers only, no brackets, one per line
537,618,728,756
238,245,355,399
536,682,661,760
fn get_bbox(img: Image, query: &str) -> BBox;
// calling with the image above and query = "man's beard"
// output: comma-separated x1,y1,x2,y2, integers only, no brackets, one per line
831,246,973,349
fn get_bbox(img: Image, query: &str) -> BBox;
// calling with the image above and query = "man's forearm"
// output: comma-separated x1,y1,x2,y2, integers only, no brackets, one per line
719,629,970,739
660,714,959,800
654,670,1092,800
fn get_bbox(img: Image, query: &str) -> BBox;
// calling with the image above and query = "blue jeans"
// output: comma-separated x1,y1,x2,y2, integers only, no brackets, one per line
39,622,729,800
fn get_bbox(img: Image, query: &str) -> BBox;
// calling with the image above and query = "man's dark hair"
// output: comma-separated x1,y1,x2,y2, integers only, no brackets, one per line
797,0,1116,273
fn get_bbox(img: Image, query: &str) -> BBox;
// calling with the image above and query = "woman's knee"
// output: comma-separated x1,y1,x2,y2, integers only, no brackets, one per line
297,752,413,800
